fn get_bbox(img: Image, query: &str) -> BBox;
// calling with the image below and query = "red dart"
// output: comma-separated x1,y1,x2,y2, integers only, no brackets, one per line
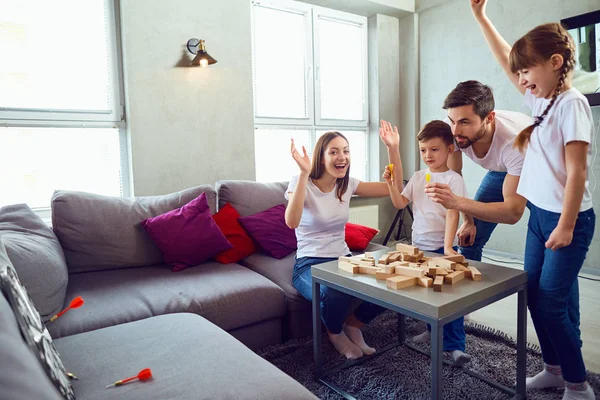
105,368,153,388
49,297,84,322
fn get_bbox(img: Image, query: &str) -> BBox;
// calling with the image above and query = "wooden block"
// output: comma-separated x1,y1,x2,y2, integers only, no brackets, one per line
388,261,409,267
378,253,391,265
394,265,425,278
388,252,403,262
395,243,419,254
408,262,421,268
441,254,466,263
358,266,382,275
383,265,396,274
431,257,456,270
339,256,353,263
386,276,418,289
338,261,359,274
349,256,363,264
376,271,398,280
467,266,482,281
365,252,377,259
427,267,449,276
417,277,433,288
433,276,444,292
358,259,375,267
444,270,465,284
453,263,469,272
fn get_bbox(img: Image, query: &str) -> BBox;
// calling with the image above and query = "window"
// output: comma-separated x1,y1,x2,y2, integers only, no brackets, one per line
251,0,368,182
0,0,128,210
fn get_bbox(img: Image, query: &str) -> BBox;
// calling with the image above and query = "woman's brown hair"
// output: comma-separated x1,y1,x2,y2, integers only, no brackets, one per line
309,131,350,202
509,23,575,152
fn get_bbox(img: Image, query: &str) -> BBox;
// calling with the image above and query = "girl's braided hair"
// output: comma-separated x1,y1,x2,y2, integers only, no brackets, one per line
509,23,576,152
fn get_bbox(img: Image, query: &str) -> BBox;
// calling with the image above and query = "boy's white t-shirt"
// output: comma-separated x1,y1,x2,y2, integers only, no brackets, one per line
518,88,594,213
401,169,467,251
448,110,532,176
285,176,360,258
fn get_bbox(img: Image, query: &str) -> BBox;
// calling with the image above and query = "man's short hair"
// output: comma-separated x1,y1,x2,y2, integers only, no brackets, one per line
442,80,495,119
417,120,454,146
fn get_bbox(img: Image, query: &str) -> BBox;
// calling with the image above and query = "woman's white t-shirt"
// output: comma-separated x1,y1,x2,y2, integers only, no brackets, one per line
517,88,594,213
285,176,360,258
401,169,467,251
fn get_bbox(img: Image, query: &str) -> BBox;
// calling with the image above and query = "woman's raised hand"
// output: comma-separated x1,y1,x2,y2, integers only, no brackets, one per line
470,0,487,20
290,139,310,175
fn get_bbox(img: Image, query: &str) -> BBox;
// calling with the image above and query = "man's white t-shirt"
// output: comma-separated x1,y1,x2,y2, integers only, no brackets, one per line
448,110,532,176
401,169,467,251
517,88,594,213
285,176,360,258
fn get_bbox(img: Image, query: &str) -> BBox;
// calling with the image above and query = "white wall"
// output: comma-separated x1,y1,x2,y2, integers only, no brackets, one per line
419,0,600,271
119,0,256,196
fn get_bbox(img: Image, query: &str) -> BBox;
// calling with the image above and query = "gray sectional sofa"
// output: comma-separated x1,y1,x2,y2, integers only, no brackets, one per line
0,180,386,399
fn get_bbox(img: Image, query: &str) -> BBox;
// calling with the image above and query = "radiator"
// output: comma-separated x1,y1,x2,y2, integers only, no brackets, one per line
349,205,379,230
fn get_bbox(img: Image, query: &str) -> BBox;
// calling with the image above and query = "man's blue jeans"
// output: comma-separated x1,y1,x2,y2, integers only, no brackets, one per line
460,171,507,262
292,256,386,334
524,204,595,383
425,247,465,352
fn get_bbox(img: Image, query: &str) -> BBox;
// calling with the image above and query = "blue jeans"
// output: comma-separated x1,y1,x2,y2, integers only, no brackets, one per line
460,171,507,262
292,256,386,334
525,204,595,383
425,247,466,352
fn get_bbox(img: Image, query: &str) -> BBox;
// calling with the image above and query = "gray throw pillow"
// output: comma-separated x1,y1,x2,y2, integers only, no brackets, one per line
0,204,68,321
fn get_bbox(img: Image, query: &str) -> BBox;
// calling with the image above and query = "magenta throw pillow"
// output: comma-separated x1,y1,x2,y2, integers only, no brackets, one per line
238,204,297,259
141,193,232,271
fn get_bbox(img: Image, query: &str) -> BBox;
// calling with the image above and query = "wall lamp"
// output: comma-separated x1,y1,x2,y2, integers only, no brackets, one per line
186,38,217,67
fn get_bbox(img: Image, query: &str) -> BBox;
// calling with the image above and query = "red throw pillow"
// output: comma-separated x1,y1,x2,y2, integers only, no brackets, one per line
345,222,379,251
212,203,257,263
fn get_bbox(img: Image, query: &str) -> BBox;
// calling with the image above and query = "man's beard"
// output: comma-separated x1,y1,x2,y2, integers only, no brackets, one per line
455,122,486,149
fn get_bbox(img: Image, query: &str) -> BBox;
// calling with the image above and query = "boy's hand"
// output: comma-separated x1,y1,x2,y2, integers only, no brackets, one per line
383,164,393,185
545,226,573,251
425,183,460,209
444,247,459,256
379,120,400,150
470,0,487,20
457,220,476,247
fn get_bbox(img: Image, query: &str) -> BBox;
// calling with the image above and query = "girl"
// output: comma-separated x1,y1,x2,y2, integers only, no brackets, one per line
285,128,400,359
471,1,596,399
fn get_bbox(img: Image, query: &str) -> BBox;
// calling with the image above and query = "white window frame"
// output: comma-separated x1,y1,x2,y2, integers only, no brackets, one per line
251,0,370,181
0,0,131,208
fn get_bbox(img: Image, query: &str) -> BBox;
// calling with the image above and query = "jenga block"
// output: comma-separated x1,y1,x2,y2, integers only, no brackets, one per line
388,252,403,262
376,271,397,280
358,266,381,275
339,256,353,263
339,261,359,274
467,266,482,281
427,267,449,276
378,253,391,265
383,265,396,274
417,277,433,288
444,270,465,284
453,263,469,272
394,265,426,278
388,261,409,267
357,259,375,267
432,258,456,270
365,252,376,259
441,254,466,263
361,257,375,262
408,262,421,268
433,276,444,292
395,243,419,254
349,256,363,264
386,276,418,290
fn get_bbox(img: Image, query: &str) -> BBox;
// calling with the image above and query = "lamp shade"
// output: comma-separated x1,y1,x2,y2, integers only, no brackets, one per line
187,38,217,67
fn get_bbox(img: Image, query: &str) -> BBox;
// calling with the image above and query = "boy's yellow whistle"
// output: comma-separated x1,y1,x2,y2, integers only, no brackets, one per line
425,173,431,183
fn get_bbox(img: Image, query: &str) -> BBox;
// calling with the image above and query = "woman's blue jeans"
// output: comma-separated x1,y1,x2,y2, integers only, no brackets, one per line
525,204,595,383
292,256,385,334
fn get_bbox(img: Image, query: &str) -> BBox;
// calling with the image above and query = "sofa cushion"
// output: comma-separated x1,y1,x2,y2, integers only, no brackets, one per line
212,203,257,264
0,261,74,400
47,261,286,339
238,204,297,259
345,222,379,251
216,180,288,216
52,185,216,273
0,204,68,320
0,292,64,400
141,193,232,272
54,313,317,400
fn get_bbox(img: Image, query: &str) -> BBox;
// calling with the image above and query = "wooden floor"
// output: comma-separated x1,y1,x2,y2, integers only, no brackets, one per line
470,251,600,373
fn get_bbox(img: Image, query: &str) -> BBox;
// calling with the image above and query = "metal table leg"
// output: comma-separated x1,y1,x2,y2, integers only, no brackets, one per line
431,322,443,399
516,286,527,399
312,280,322,379
397,313,406,343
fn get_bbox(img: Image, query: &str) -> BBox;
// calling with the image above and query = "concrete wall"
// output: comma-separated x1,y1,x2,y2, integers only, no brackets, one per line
419,0,600,271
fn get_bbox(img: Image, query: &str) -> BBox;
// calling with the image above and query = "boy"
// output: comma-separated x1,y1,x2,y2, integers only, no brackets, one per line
383,119,470,365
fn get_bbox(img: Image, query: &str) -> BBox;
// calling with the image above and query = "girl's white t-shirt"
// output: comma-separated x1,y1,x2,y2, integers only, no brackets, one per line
517,88,594,213
401,169,467,251
285,176,360,258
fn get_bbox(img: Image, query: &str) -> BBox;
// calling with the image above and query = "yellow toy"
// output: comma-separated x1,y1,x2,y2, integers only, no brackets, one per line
425,173,431,183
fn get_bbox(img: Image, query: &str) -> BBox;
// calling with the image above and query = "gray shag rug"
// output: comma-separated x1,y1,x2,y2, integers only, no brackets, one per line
258,311,599,399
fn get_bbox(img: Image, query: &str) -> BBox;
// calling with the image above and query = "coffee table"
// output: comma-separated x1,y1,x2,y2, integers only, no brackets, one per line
311,250,528,399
